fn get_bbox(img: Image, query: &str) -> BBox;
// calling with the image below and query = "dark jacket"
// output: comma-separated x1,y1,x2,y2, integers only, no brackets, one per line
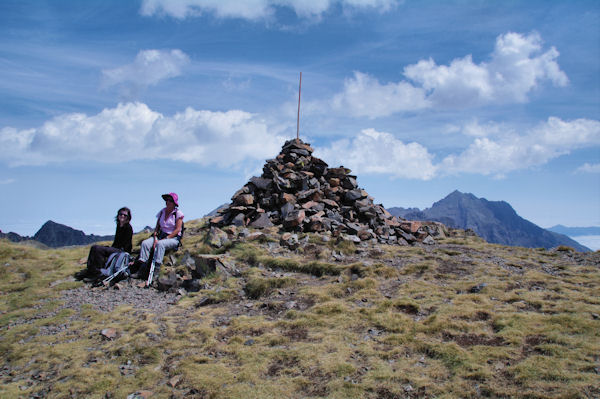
112,223,133,252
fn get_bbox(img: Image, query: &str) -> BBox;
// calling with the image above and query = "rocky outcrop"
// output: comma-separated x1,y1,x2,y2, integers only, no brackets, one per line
210,139,443,245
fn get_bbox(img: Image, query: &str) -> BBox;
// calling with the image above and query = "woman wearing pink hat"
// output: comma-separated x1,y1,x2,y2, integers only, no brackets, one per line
134,192,184,281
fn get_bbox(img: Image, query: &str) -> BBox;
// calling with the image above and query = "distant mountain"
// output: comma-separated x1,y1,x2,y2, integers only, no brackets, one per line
388,190,591,252
0,230,29,243
33,220,113,248
547,225,600,236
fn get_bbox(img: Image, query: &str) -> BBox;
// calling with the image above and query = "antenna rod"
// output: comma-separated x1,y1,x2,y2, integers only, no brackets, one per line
297,72,302,141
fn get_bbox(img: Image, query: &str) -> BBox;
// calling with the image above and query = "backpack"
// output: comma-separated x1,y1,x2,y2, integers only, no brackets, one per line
101,251,131,278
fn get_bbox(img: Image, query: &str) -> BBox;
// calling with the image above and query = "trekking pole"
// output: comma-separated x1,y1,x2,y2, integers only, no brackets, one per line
103,264,129,285
146,238,158,287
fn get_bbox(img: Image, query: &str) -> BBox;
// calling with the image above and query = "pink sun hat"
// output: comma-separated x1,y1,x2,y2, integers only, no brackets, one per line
161,192,179,206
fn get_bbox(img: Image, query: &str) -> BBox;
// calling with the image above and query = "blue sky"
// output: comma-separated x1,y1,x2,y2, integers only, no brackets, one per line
1,0,599,238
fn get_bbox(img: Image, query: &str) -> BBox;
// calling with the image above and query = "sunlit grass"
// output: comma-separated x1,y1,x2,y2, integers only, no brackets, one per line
1,222,599,398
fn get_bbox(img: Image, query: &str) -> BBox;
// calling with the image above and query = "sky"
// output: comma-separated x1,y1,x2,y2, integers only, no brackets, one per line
1,0,599,239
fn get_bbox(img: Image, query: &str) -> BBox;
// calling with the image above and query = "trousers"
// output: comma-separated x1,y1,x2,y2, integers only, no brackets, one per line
139,237,179,266
87,245,121,273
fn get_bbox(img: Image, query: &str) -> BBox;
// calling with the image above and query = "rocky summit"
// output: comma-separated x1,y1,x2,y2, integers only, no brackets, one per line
210,139,444,245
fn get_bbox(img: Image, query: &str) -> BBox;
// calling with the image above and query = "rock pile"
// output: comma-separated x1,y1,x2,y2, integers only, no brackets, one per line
211,139,443,245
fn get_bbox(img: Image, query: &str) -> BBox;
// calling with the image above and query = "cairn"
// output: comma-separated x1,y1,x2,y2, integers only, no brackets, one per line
210,139,442,245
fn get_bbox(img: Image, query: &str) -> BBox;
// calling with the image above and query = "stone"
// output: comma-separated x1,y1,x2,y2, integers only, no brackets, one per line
397,230,417,243
283,209,305,229
281,192,297,204
345,222,364,234
328,167,351,177
469,283,488,293
341,176,358,189
250,176,272,190
358,229,375,241
422,235,435,245
400,221,422,234
230,186,249,200
168,375,183,388
127,391,154,399
231,213,246,227
207,226,230,248
157,276,178,292
321,199,339,208
235,194,254,206
280,202,295,219
249,213,273,228
182,279,203,292
345,189,365,202
280,233,299,249
297,188,317,201
246,232,266,241
101,328,117,340
342,234,361,243
209,215,225,225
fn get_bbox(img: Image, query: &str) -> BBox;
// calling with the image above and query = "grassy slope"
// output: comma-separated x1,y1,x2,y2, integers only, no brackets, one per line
0,219,599,398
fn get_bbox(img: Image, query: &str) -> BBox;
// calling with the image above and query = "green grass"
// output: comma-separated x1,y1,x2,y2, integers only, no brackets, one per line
1,223,599,399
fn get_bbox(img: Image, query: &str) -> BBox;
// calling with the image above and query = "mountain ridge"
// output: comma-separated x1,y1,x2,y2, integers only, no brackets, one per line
1,220,114,248
388,190,591,252
547,225,600,236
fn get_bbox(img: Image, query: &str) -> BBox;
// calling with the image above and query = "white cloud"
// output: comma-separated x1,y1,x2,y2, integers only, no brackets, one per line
441,117,600,176
0,178,15,185
140,0,397,21
325,32,568,118
315,117,599,180
315,128,437,180
405,31,568,107
576,163,600,174
330,71,430,118
0,102,286,168
3,104,597,182
102,49,190,89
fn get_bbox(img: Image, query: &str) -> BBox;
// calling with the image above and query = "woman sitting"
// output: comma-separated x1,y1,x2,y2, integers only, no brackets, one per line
81,207,133,278
133,192,183,281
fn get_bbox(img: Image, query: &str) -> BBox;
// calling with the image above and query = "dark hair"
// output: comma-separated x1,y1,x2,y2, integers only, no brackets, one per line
115,207,132,224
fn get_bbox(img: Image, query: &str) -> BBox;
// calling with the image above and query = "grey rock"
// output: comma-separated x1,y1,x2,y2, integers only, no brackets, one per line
422,235,435,245
249,213,274,228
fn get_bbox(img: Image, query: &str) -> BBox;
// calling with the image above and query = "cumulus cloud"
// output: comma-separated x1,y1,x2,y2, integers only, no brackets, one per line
405,32,568,106
2,104,597,182
0,102,286,167
327,32,568,118
140,0,396,21
314,117,599,180
441,117,600,176
315,128,437,180
576,163,600,174
331,72,430,118
102,49,190,89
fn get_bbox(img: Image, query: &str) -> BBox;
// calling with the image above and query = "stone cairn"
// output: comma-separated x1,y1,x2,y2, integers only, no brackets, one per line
210,139,441,246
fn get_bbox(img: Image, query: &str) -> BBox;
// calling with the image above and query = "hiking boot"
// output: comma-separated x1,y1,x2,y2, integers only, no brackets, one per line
74,270,88,280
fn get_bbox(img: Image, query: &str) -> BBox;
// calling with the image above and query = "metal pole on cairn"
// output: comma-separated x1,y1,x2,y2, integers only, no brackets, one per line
297,72,302,142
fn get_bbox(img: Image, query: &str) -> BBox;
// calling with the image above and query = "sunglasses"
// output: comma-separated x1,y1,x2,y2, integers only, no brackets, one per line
118,213,128,217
